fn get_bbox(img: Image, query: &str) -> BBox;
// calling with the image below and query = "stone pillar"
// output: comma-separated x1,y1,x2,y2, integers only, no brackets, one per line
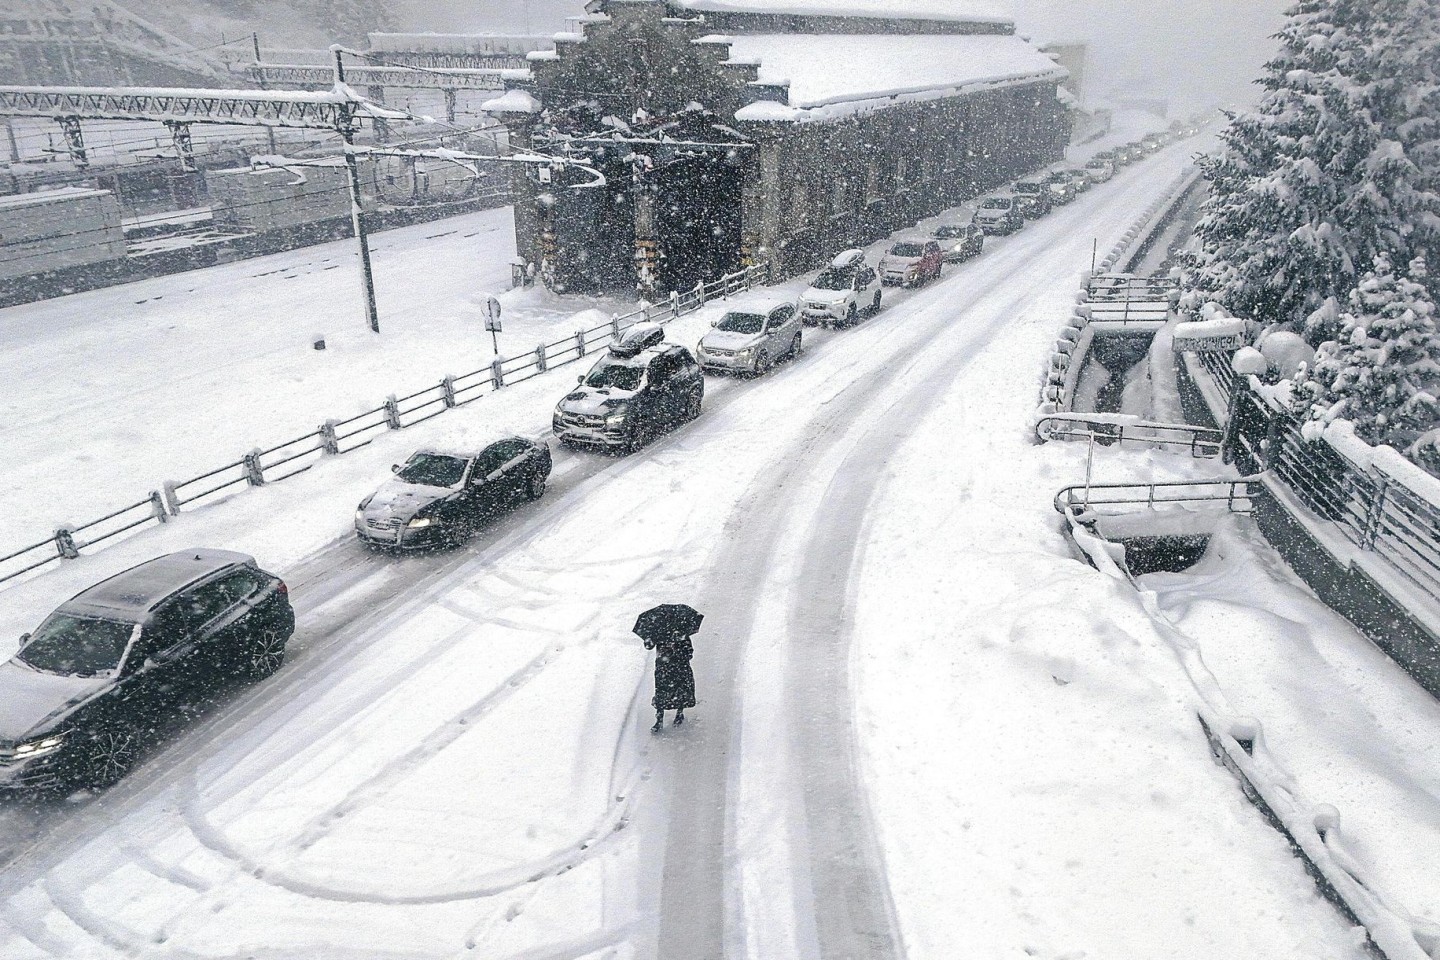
634,181,659,299
366,85,390,142
506,117,543,271
752,135,784,278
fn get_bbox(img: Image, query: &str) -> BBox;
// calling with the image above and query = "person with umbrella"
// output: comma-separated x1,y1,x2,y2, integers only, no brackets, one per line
633,604,702,732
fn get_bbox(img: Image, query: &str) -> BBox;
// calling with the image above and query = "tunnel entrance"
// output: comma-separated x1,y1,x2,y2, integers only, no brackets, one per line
1089,334,1153,414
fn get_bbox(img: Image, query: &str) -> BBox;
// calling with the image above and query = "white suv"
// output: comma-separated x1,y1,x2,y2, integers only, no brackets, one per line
800,249,882,327
696,299,804,376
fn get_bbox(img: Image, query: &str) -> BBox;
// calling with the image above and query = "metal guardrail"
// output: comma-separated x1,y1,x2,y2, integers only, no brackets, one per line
1085,274,1175,325
1054,477,1261,518
1035,413,1223,458
0,261,773,587
1215,364,1440,603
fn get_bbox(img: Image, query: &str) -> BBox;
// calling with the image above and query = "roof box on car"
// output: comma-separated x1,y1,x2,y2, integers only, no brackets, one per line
609,322,665,358
829,248,866,270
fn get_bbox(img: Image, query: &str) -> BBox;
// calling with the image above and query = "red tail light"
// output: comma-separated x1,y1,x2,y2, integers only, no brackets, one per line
277,580,289,597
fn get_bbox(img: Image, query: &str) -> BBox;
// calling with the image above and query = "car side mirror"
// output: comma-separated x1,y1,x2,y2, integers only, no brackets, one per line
18,632,30,647
391,464,402,474
710,319,719,327
577,374,585,383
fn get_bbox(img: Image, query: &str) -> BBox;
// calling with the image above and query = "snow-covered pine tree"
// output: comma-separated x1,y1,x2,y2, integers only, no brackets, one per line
1336,0,1440,302
1188,0,1440,330
1187,0,1363,328
1296,254,1440,449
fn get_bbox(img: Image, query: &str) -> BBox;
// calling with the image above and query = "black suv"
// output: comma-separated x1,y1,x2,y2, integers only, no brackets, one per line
0,549,294,791
553,339,704,453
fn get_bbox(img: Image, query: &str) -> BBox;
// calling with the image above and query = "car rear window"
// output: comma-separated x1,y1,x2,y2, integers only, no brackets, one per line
716,312,766,334
18,614,135,676
397,453,467,488
889,243,924,257
584,358,645,391
981,198,1011,209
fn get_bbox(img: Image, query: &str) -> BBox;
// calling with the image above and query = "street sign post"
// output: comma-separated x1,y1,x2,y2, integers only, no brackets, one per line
484,296,502,355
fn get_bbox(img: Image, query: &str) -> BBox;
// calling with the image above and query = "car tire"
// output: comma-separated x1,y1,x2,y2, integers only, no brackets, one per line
845,304,858,328
686,390,703,421
243,627,287,680
79,726,140,789
871,291,882,315
786,333,802,359
754,349,771,376
525,469,547,501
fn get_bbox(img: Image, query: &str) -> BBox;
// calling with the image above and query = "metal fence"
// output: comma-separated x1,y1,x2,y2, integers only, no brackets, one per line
1053,477,1260,517
1035,413,1223,457
0,261,773,587
1084,273,1176,325
1216,362,1440,603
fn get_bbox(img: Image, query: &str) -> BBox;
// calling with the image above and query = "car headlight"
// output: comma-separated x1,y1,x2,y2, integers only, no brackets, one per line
406,517,433,529
737,347,756,359
605,409,629,426
13,734,65,758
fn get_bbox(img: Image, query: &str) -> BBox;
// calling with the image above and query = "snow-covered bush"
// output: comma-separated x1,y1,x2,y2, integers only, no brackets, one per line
1293,254,1440,451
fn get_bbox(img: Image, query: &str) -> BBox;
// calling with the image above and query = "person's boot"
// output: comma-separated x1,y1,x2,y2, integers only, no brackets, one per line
673,710,685,726
652,711,664,733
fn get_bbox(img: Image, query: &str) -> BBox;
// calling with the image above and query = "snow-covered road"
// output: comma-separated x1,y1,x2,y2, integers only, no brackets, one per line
0,135,1420,959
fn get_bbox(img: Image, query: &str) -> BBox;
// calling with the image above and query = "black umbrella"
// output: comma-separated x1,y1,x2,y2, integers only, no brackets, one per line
633,603,704,644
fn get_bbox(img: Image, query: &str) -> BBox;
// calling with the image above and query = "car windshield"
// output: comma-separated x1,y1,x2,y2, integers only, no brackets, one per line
584,359,645,391
981,198,1010,209
811,269,853,291
17,614,134,677
1087,161,1105,168
716,312,766,334
934,226,964,239
396,453,467,487
889,243,924,258
1015,183,1041,194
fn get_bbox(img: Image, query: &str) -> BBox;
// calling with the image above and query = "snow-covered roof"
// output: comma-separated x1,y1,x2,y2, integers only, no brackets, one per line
672,0,1012,25
482,89,543,115
0,186,112,209
723,34,1066,123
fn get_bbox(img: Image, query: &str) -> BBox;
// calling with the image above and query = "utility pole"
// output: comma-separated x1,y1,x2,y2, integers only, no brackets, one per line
253,33,278,156
334,46,380,334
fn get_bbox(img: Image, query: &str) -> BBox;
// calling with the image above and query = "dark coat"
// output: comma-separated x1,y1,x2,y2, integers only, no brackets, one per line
647,633,696,711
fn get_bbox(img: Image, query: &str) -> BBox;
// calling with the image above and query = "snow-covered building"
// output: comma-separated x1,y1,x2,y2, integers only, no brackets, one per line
0,0,220,86
485,0,1072,294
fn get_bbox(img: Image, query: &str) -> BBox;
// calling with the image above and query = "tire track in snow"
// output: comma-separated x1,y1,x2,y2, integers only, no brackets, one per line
651,146,1202,959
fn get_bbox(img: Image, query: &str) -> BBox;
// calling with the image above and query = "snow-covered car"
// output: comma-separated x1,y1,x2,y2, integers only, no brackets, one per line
553,341,703,452
932,222,985,263
1011,180,1054,218
0,550,293,791
879,236,944,286
698,299,803,374
972,195,1024,234
1084,158,1115,183
800,249,882,327
1044,170,1078,205
1065,168,1093,193
355,439,552,549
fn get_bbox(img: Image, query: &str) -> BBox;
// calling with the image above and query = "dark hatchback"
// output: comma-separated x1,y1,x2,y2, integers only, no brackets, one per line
354,438,552,549
0,549,293,792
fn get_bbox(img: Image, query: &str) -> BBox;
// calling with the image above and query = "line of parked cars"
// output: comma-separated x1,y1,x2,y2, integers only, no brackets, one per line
1,126,1185,795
